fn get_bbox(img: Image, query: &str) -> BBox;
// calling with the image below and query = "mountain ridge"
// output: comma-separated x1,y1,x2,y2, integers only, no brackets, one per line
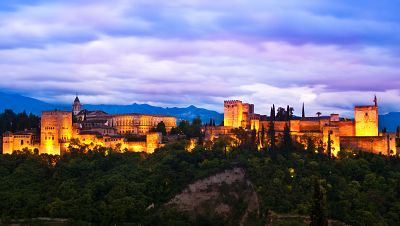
0,92,223,123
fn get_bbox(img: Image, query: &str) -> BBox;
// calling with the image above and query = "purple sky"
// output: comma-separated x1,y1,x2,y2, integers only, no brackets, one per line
0,0,400,116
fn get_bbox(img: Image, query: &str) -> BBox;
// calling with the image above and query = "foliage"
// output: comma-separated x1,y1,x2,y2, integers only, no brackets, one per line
310,178,328,226
0,109,40,134
151,121,167,135
170,117,203,139
0,137,399,225
275,106,294,121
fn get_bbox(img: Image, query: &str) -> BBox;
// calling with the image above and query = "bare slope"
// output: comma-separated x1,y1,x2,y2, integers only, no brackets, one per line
166,167,260,226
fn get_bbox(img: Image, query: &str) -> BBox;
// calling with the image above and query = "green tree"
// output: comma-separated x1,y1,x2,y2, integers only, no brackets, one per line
269,106,276,151
261,125,266,148
276,107,286,121
310,178,328,226
327,131,332,158
153,121,167,135
306,136,316,153
282,122,292,153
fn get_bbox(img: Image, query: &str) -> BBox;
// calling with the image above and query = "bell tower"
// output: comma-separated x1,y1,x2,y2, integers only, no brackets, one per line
72,94,82,116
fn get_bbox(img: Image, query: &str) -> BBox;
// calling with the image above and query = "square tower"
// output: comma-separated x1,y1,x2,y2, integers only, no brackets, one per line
224,100,243,128
355,105,378,136
40,110,72,155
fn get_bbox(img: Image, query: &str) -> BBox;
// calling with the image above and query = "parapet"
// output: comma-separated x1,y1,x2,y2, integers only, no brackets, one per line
224,100,243,104
42,110,71,116
354,105,377,109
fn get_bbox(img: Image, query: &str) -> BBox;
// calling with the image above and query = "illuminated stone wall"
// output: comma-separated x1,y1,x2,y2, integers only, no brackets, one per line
250,119,260,131
341,134,396,155
78,134,104,146
109,114,176,135
103,136,125,150
124,141,147,152
355,106,378,136
338,121,355,136
2,133,14,154
72,132,161,154
204,126,234,141
2,132,39,154
2,129,40,154
299,120,321,132
289,120,300,133
273,121,287,132
146,132,162,153
241,103,254,128
224,100,243,128
40,110,72,155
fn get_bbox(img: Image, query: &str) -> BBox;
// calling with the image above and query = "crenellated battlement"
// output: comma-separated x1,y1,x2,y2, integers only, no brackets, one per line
42,110,71,116
224,100,242,105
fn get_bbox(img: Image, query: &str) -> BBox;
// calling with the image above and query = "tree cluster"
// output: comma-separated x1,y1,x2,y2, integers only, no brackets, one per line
0,109,40,134
170,117,203,138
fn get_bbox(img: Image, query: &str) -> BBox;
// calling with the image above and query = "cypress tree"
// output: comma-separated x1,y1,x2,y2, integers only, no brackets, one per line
286,105,290,121
261,125,265,148
272,105,276,120
327,131,332,158
302,102,305,118
269,106,276,151
270,107,274,121
310,179,328,226
283,122,292,152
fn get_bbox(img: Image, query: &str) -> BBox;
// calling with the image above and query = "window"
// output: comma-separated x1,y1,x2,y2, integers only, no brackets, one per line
21,140,23,145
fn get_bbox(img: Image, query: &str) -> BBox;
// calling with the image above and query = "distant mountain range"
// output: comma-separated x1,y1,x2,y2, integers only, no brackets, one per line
0,92,399,132
378,112,400,133
0,92,223,124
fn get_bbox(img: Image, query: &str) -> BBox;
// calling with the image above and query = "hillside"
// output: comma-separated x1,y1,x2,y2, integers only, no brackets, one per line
0,92,57,114
166,167,260,226
0,141,399,225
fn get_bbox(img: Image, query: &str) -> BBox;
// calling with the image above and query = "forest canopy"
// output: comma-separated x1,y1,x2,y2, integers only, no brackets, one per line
0,139,399,225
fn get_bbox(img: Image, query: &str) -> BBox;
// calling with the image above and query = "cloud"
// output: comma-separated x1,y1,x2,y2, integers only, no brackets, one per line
0,0,399,115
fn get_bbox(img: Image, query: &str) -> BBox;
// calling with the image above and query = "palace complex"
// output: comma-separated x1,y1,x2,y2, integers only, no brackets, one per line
205,96,397,156
1,95,398,157
2,96,176,155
